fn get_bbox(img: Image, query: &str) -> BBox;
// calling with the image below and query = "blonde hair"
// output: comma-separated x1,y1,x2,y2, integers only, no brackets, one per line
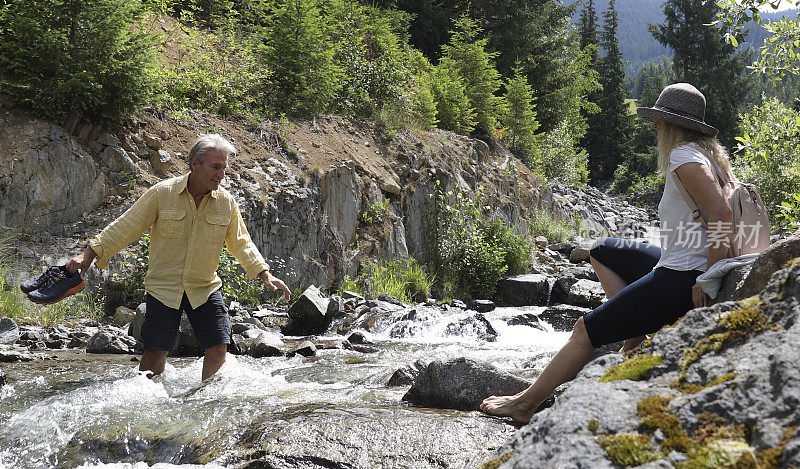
656,120,732,179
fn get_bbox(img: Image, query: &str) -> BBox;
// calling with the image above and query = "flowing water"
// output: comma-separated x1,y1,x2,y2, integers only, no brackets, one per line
0,305,569,469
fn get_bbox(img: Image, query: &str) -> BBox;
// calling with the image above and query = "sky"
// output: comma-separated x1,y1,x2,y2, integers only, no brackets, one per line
759,1,800,11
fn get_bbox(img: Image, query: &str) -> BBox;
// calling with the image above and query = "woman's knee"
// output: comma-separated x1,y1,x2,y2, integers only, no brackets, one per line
571,317,592,345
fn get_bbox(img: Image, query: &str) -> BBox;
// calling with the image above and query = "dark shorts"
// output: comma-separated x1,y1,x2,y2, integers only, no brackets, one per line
142,290,231,352
584,238,702,348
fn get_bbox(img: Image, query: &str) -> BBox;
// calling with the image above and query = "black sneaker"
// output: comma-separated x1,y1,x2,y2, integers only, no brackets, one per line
27,267,86,305
20,265,63,294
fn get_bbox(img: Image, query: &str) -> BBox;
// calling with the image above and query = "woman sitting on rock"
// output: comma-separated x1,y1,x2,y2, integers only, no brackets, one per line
481,83,735,423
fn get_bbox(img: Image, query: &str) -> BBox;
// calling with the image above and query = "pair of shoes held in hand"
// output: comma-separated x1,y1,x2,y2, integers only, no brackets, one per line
20,265,85,305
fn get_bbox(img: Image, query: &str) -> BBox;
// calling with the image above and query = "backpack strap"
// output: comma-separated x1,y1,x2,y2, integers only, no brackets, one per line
673,169,709,228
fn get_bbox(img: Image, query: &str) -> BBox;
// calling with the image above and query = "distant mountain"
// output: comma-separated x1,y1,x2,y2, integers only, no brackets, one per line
566,0,800,75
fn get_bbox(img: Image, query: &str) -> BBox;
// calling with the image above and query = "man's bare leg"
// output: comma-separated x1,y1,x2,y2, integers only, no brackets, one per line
590,255,644,353
202,344,227,381
140,349,169,378
480,317,595,423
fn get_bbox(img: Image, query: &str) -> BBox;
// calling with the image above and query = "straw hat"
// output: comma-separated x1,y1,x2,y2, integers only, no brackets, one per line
636,83,718,137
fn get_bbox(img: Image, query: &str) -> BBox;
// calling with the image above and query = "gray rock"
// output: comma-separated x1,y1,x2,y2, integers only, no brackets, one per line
443,314,498,342
341,290,364,300
496,274,551,306
737,233,800,298
342,342,379,353
326,295,345,321
86,329,137,354
565,279,605,308
538,304,592,331
469,299,496,313
0,349,36,362
287,340,316,358
378,292,403,306
548,242,576,254
569,246,591,263
712,263,752,304
150,150,173,176
0,369,5,386
282,285,331,335
248,332,283,358
402,357,530,411
127,303,147,340
387,359,427,387
100,145,135,174
172,316,202,357
345,331,373,345
0,317,20,345
113,306,136,327
143,134,162,150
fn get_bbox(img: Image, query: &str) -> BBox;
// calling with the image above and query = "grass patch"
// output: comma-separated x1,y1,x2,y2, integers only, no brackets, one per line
600,355,662,382
529,209,580,243
670,373,738,394
346,258,433,303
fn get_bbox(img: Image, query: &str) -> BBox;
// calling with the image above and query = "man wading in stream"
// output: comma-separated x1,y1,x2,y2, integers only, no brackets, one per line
65,134,291,381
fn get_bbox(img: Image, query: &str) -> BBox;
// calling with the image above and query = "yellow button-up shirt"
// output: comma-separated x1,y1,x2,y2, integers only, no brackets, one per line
90,173,269,309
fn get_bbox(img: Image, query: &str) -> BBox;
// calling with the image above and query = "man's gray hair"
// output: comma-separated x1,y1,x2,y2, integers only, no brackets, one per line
188,134,236,166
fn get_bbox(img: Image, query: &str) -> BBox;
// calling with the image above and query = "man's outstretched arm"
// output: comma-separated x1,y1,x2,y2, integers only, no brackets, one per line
65,186,158,276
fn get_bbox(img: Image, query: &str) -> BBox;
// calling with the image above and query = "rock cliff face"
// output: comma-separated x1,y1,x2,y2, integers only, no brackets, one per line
1,108,652,290
490,237,800,468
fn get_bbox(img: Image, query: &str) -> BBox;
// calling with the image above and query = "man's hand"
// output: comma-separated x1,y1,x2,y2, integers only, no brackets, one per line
692,283,708,309
258,270,291,301
65,247,97,278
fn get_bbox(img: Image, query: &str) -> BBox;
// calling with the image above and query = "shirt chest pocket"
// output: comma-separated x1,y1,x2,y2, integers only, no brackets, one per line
159,209,186,239
205,213,230,245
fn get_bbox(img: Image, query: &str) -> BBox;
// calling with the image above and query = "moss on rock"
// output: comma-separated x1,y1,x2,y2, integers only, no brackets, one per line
478,451,512,469
599,355,662,382
597,432,660,466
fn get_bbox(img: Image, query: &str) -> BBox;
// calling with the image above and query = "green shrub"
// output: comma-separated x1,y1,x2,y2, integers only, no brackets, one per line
734,97,800,230
535,120,590,185
350,258,433,303
328,3,412,119
427,183,508,298
483,220,532,275
0,0,156,121
150,16,266,117
218,246,266,306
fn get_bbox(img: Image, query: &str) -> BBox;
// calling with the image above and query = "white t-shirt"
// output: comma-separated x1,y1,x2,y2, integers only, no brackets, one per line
654,143,712,272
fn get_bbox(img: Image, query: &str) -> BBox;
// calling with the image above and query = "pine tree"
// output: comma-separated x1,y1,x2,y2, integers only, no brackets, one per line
259,0,342,117
649,0,752,147
439,15,506,136
578,0,605,182
595,0,633,183
503,65,539,161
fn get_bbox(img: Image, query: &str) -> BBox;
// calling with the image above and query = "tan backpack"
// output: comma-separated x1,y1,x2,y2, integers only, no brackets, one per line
674,160,770,257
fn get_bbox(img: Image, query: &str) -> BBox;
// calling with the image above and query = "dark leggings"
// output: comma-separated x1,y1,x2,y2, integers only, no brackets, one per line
583,238,702,348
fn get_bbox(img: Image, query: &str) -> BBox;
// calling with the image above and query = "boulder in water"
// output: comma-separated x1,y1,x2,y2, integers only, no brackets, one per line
387,359,426,386
248,331,284,358
565,279,605,308
345,331,373,345
0,317,20,345
538,304,592,331
402,357,530,411
86,328,137,354
287,340,317,358
443,314,498,342
282,285,331,335
496,274,551,306
469,299,496,313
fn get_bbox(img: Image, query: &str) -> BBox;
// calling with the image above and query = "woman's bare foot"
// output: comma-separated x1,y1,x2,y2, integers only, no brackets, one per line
619,335,646,353
479,393,540,423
